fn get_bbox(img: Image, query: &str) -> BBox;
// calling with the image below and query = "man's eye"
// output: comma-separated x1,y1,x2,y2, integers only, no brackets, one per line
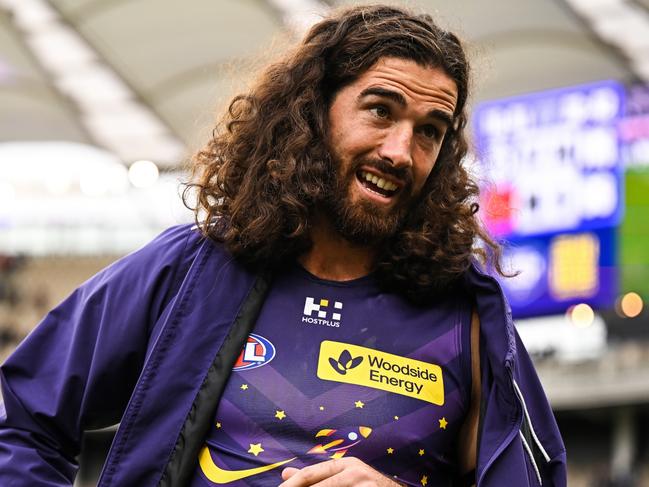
420,125,439,139
370,106,390,119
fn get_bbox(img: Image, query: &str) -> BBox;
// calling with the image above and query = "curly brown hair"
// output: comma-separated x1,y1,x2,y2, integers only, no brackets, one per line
186,4,502,301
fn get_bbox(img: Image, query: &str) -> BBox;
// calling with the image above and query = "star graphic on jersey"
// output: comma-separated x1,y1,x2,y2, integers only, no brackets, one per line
418,449,425,456
319,406,325,411
248,443,264,456
275,410,286,420
216,422,221,429
394,416,399,420
240,384,249,391
421,474,428,486
386,448,394,454
354,401,364,409
439,417,448,429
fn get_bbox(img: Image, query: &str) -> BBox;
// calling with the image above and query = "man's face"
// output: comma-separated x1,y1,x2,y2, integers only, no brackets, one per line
324,57,458,244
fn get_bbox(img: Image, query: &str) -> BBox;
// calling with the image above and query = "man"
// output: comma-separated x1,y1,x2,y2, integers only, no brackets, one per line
0,5,566,486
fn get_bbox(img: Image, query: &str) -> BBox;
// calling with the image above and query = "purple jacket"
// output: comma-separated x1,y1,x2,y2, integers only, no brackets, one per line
0,225,566,486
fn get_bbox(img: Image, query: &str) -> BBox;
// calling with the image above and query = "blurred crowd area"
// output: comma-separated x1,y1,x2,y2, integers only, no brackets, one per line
0,254,117,363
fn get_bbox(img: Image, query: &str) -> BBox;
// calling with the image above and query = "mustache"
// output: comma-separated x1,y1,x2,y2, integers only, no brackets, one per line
352,158,413,187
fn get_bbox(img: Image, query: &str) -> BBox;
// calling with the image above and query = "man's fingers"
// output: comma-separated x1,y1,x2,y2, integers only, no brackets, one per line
281,467,300,480
291,471,353,487
277,457,402,487
278,459,346,486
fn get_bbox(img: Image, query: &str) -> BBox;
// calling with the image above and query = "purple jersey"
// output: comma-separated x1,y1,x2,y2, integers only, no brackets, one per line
190,264,473,486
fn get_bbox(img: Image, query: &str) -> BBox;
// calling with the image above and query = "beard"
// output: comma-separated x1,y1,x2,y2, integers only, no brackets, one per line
322,156,416,245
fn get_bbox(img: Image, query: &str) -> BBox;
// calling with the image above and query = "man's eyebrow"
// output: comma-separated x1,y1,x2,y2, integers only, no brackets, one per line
358,87,454,127
427,108,454,128
358,87,407,107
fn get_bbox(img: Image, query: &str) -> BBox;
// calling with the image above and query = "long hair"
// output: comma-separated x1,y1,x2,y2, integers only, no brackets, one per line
186,4,502,301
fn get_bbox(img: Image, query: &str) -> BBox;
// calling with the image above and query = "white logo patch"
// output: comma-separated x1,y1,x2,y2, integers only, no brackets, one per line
302,297,343,328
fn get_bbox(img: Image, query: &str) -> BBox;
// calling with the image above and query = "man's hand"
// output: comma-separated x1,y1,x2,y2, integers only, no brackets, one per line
278,457,403,487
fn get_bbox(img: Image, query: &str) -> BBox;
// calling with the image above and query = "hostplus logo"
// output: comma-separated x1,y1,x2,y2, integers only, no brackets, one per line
302,297,343,328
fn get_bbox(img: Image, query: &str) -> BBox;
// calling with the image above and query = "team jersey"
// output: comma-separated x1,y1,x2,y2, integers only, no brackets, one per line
190,264,473,487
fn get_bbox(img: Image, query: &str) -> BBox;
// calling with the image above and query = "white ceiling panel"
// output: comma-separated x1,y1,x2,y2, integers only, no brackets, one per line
0,0,642,165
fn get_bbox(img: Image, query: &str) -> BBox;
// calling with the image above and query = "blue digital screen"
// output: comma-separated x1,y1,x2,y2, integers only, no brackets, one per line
498,228,618,318
473,80,625,239
473,81,625,316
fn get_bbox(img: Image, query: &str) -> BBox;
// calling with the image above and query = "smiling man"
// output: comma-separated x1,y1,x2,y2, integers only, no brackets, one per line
0,5,566,487
323,57,457,247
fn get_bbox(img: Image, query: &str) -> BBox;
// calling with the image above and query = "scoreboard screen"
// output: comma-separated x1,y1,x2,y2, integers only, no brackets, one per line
473,81,625,317
473,80,625,238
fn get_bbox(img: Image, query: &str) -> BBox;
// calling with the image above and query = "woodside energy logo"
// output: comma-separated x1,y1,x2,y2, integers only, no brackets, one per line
317,340,444,405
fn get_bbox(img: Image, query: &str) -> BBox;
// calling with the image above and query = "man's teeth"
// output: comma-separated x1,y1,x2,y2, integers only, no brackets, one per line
361,171,398,191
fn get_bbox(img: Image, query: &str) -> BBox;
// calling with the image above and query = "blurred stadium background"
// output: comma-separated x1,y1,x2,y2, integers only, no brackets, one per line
1,0,648,485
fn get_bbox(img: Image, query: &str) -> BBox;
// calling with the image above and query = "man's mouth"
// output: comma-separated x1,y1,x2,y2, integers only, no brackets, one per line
356,170,400,198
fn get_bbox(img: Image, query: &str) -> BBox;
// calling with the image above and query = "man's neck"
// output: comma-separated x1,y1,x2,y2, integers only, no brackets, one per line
298,216,378,281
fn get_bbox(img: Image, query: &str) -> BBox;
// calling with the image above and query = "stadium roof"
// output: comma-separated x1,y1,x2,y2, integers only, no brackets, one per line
0,0,643,167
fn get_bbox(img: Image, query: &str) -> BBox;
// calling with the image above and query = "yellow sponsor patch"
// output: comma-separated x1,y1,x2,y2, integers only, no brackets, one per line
316,340,444,405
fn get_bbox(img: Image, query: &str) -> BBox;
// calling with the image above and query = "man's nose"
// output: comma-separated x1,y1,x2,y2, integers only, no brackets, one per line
377,123,413,168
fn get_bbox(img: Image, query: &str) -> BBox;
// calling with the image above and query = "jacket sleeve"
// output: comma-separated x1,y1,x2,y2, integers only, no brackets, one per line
0,225,201,486
478,327,567,487
511,330,567,486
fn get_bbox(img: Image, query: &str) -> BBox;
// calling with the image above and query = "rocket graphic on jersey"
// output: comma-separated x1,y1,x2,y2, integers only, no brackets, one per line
307,426,372,459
